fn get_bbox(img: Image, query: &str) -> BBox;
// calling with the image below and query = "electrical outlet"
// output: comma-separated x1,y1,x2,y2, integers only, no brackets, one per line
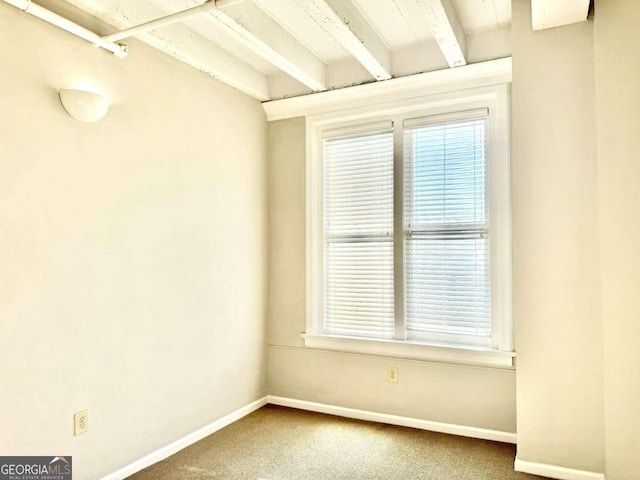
74,410,88,436
387,366,398,383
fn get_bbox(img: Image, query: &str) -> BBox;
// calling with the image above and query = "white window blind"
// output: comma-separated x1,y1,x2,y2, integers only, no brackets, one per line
323,124,394,338
404,112,491,347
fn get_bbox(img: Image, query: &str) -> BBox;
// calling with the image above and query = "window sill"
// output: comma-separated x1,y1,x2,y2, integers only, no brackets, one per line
301,333,515,369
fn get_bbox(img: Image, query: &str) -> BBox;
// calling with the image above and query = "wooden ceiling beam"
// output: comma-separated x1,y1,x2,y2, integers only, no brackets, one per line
206,1,327,92
146,0,327,93
140,24,271,100
417,0,466,68
64,0,270,100
292,0,392,81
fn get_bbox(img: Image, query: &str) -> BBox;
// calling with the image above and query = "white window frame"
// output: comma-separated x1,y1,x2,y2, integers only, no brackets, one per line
304,83,513,368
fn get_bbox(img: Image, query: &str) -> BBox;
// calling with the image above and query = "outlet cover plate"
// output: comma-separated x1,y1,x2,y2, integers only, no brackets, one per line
74,410,88,436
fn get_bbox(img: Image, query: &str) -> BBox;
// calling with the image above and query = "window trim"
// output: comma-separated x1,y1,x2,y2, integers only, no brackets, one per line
302,334,515,368
305,83,512,368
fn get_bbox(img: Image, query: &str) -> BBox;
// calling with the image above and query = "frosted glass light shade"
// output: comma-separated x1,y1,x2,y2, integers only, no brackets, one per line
59,89,110,122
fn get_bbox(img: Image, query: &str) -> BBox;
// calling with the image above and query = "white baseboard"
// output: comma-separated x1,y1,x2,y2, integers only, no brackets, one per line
101,396,268,480
100,395,608,480
515,457,606,480
267,395,517,444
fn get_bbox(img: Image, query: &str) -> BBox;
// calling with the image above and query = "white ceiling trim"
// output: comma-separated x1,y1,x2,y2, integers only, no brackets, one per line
531,0,590,31
262,57,511,121
292,0,391,81
418,0,466,68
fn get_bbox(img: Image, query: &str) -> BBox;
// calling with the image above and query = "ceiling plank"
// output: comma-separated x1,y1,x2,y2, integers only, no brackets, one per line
292,0,391,81
145,0,327,91
63,0,270,100
531,0,590,31
418,0,466,68
199,1,327,91
140,24,271,100
493,0,511,28
466,27,511,64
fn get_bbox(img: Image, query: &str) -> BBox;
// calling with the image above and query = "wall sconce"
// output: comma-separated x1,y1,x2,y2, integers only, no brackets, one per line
59,89,110,123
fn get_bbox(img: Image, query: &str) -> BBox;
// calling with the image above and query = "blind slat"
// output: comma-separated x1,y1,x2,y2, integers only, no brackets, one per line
404,117,491,342
323,129,395,339
321,114,491,346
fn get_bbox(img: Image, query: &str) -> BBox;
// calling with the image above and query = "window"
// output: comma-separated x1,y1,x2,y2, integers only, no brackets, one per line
323,123,394,339
403,112,490,348
305,85,512,367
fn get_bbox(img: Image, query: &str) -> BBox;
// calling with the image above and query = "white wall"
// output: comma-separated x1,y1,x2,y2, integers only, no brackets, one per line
511,0,604,472
0,4,267,479
267,118,517,433
594,1,640,479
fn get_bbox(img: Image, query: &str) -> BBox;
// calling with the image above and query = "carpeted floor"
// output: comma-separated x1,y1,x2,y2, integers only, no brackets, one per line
127,404,549,480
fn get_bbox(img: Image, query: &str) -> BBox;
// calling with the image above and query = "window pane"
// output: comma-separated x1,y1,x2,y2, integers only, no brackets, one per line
325,240,394,338
405,233,490,343
405,120,486,228
324,132,394,236
323,129,394,338
404,116,490,346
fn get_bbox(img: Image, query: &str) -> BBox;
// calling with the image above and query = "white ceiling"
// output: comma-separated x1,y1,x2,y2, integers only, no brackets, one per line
13,0,589,102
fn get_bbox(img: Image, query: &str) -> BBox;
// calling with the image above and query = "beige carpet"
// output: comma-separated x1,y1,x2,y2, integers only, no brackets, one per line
127,404,548,480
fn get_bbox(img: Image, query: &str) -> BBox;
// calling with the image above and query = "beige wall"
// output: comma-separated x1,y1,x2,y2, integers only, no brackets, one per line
269,4,640,475
0,5,267,480
260,2,640,474
6,0,639,477
267,118,517,433
594,1,640,479
511,0,604,472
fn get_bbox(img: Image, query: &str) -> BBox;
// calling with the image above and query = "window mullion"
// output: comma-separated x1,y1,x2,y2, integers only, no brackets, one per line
393,119,406,341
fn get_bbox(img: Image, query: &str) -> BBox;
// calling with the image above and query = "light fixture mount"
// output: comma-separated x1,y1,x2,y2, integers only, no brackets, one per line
59,89,110,123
